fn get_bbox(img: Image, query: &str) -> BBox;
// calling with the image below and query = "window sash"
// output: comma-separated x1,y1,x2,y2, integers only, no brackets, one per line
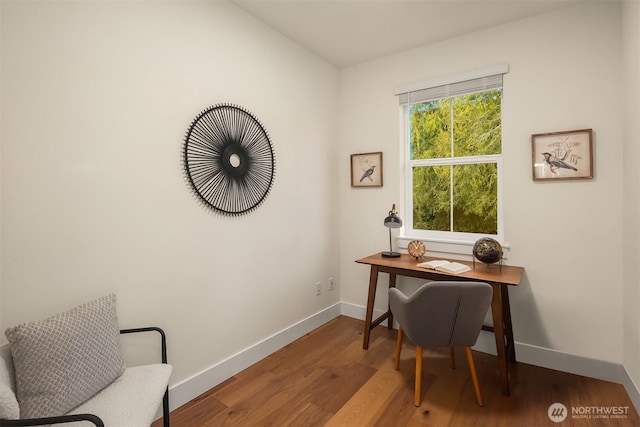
401,103,504,243
404,160,503,241
409,154,501,167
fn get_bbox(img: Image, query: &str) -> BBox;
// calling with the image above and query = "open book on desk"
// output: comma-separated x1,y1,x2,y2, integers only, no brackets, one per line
416,260,471,274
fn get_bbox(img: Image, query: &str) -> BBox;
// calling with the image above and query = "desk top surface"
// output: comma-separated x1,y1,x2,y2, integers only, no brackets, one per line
356,252,523,286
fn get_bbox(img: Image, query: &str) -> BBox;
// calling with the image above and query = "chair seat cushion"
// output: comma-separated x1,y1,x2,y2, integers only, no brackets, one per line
0,382,19,420
61,364,172,427
0,344,19,420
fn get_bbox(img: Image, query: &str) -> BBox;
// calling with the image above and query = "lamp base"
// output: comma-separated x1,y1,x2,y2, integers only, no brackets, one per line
381,251,401,258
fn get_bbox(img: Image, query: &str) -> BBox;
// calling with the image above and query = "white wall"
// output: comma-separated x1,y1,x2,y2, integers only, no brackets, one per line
0,0,339,391
339,2,625,364
623,0,640,402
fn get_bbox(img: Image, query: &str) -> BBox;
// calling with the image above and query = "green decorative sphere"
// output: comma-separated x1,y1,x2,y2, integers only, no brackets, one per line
473,238,503,264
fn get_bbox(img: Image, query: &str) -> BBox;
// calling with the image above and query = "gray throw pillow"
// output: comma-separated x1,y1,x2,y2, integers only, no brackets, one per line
5,294,125,419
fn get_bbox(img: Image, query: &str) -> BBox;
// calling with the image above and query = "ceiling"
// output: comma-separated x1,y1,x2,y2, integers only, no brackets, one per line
231,0,587,68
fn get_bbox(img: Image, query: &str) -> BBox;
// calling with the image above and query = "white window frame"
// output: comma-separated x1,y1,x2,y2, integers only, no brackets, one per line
395,65,509,257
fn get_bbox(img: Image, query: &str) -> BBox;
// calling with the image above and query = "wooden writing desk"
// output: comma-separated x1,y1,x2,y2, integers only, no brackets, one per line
356,252,523,396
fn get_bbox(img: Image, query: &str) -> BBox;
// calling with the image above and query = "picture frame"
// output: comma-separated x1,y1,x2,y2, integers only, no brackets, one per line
531,129,593,181
351,152,383,187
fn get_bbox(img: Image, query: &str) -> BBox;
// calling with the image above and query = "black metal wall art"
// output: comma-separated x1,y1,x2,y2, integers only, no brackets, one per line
183,104,275,215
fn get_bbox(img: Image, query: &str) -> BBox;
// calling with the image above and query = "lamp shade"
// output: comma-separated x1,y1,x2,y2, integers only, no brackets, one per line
384,212,402,228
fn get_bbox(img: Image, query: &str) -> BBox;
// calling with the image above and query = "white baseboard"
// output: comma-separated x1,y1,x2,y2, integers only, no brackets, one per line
162,301,640,417
167,302,341,411
621,367,640,414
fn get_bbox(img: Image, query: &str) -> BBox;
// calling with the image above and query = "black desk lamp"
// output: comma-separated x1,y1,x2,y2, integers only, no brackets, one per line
382,204,402,258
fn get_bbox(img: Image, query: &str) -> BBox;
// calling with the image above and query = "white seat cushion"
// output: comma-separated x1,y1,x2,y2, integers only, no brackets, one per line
59,364,172,427
0,344,19,420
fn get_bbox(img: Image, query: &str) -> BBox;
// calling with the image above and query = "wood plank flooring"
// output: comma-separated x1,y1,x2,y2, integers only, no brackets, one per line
153,316,639,426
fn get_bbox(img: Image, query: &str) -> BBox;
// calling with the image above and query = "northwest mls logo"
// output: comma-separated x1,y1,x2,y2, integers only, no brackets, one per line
547,403,629,422
548,403,568,423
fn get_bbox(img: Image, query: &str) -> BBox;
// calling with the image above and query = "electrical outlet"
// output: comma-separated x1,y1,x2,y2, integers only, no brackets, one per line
316,282,321,296
328,277,334,291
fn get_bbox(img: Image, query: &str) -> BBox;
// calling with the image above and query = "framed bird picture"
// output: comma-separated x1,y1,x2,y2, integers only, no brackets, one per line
531,129,593,181
351,152,383,187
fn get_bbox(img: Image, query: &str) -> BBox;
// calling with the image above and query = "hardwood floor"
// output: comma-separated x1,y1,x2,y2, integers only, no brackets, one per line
153,316,639,426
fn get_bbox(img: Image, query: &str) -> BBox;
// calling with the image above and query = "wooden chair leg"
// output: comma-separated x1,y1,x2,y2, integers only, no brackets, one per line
395,326,403,370
449,347,456,369
415,345,423,406
465,347,483,407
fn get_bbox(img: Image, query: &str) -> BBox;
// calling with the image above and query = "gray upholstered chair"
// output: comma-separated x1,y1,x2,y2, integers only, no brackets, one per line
389,281,493,407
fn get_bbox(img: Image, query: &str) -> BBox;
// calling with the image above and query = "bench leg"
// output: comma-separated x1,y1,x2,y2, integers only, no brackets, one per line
163,388,170,427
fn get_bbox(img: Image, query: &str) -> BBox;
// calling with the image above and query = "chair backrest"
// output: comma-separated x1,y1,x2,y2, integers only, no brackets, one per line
389,281,493,348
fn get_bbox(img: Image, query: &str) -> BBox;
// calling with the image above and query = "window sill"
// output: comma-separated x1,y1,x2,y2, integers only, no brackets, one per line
397,235,510,260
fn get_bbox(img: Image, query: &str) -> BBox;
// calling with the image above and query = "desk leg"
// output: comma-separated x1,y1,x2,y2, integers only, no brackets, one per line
501,285,516,363
363,266,379,350
387,273,397,330
490,283,511,396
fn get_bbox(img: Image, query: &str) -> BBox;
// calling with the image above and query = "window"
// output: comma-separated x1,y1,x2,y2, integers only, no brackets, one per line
396,65,507,246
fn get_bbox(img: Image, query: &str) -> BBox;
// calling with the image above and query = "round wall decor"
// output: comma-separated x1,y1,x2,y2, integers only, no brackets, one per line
183,104,275,215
